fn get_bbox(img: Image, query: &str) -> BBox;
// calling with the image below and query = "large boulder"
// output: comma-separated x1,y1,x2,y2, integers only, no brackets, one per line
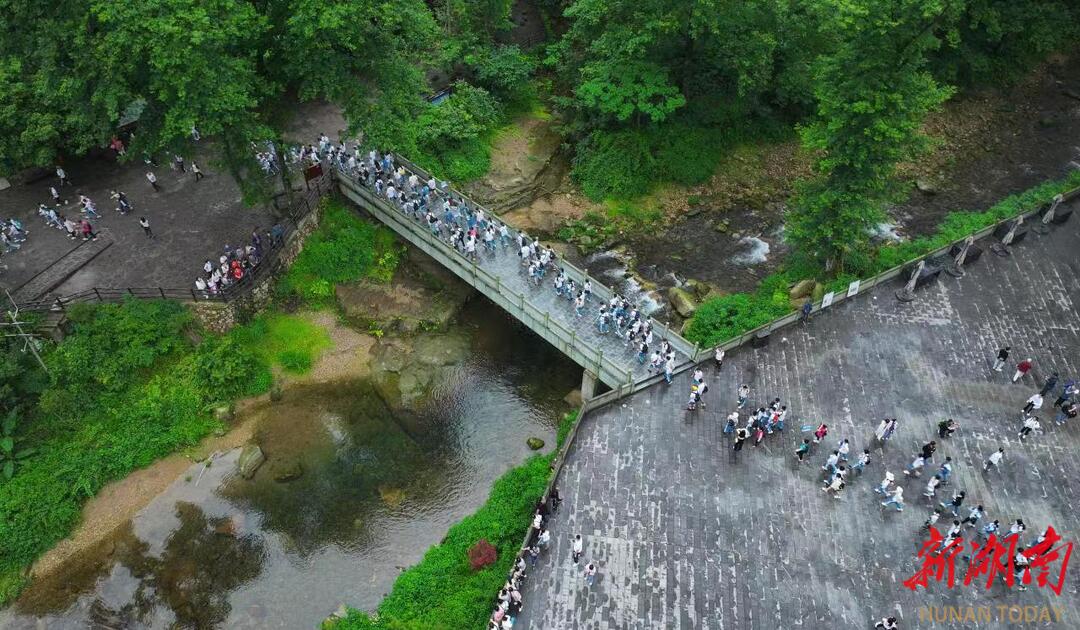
667,287,698,319
788,279,815,300
237,445,265,479
370,332,471,410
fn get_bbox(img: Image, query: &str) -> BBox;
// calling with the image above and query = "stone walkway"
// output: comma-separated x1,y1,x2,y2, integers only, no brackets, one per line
517,204,1080,628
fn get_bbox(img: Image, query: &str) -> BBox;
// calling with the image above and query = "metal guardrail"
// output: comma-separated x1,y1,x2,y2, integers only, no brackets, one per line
337,173,648,389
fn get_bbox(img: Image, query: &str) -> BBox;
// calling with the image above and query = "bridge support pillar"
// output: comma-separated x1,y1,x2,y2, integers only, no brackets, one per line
581,370,598,401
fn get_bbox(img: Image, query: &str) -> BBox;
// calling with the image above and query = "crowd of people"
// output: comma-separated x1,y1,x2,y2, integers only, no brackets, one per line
314,139,681,373
192,226,284,296
488,488,562,629
502,339,1077,628
9,138,213,283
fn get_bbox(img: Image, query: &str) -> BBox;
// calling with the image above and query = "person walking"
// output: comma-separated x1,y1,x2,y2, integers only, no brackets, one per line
549,486,561,513
937,418,958,438
733,427,750,452
138,217,154,239
1053,379,1078,407
984,447,1004,471
1013,358,1033,383
724,411,738,435
1056,401,1077,425
146,171,161,192
714,347,724,370
1021,392,1043,417
922,476,941,500
737,384,749,409
852,449,870,474
992,346,1010,372
875,617,899,630
799,298,812,324
56,165,70,186
903,455,926,477
794,438,811,462
920,440,937,461
192,161,204,181
583,562,597,586
1040,372,1059,397
813,423,828,444
873,471,895,495
940,491,966,517
572,534,583,564
881,486,905,511
173,154,185,173
963,505,984,529
1018,415,1041,440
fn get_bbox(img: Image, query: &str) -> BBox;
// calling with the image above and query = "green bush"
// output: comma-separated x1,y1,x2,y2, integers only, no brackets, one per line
571,110,790,201
0,299,269,605
332,454,553,630
684,272,793,347
282,200,401,304
572,129,656,200
465,45,538,104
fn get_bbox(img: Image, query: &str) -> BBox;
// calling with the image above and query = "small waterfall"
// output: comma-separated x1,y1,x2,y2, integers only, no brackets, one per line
731,237,770,265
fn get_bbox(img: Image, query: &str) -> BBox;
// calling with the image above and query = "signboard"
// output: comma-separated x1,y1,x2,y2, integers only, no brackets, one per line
847,280,861,298
303,163,323,182
821,292,835,309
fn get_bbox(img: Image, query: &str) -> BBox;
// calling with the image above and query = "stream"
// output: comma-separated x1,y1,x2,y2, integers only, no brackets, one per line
1,300,578,629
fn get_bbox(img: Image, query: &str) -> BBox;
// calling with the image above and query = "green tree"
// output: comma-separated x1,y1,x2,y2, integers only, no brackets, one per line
786,0,957,273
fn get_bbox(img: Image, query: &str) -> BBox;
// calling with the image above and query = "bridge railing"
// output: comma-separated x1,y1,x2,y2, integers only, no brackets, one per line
389,153,701,362
336,171,643,389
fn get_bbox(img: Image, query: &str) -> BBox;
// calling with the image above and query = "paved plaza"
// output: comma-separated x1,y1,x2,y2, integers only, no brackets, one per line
518,204,1080,628
0,101,344,299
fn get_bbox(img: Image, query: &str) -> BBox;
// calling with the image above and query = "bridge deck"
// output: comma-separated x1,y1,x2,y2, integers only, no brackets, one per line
334,164,697,389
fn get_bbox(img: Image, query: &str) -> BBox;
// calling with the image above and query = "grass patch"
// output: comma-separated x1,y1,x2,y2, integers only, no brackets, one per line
557,198,663,253
281,199,401,306
229,312,331,376
556,409,580,449
0,300,272,606
330,454,553,630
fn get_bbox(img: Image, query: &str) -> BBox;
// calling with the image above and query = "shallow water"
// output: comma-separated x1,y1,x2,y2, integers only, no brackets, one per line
2,299,577,629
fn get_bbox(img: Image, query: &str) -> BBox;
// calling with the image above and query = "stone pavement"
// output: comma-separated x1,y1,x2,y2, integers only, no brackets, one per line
517,206,1080,628
0,101,346,298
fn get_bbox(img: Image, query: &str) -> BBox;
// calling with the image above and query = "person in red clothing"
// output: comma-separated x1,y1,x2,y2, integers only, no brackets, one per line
1013,358,1033,383
79,219,98,241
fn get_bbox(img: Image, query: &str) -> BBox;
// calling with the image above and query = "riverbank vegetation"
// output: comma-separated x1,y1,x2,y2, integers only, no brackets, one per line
0,295,350,606
331,409,579,629
0,301,264,605
281,200,401,305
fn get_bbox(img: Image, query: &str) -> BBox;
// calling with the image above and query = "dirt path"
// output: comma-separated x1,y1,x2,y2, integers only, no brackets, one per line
28,311,373,582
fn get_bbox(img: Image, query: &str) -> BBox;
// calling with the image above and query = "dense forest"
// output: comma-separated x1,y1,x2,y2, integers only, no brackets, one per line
1,0,1078,271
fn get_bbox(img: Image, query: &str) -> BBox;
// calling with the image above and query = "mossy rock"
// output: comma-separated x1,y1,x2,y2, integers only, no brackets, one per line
526,437,545,450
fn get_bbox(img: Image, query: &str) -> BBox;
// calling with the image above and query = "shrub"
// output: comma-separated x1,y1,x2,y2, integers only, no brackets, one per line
467,539,498,570
572,129,656,201
466,45,537,104
684,273,793,347
282,200,400,304
0,300,255,603
556,410,579,448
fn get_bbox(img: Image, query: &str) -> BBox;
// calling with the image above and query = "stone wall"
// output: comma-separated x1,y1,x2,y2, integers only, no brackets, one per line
190,197,325,333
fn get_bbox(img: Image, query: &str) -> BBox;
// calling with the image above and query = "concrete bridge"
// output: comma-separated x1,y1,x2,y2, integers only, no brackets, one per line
334,157,700,394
